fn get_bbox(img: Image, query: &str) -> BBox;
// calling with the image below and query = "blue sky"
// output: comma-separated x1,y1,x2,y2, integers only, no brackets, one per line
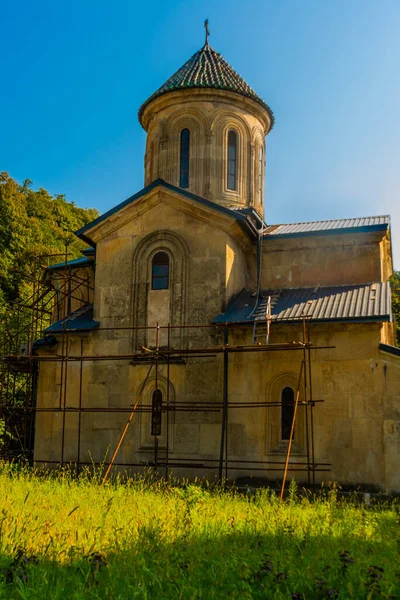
1,0,399,265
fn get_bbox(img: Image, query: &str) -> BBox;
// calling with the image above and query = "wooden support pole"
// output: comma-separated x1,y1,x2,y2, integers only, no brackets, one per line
280,360,304,501
101,362,154,486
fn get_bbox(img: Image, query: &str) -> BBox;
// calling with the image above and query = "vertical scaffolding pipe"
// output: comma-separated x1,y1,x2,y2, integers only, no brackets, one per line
165,322,170,480
219,326,228,483
77,338,83,474
154,321,159,471
60,328,69,465
27,362,38,464
307,324,316,486
302,318,310,485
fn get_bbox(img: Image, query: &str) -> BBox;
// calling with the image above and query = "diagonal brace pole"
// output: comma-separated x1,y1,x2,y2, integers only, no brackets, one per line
101,363,154,486
280,359,304,501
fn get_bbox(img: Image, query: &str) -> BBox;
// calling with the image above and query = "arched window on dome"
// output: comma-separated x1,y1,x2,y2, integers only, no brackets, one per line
151,252,169,290
227,130,238,191
259,146,263,203
281,386,295,441
179,128,190,188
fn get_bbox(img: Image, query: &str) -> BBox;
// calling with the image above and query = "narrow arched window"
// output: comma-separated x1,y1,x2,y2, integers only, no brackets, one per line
151,389,163,436
152,252,169,290
149,141,154,182
227,130,237,190
259,146,263,202
281,386,295,441
180,128,190,188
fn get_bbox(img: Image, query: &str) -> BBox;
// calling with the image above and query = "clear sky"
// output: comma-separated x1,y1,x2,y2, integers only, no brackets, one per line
1,0,399,265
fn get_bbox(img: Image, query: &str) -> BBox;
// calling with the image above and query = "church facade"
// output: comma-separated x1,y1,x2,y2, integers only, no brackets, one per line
33,36,400,491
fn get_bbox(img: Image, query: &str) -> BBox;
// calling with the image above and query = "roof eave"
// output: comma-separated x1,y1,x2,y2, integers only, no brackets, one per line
380,342,400,357
138,87,274,132
213,316,391,326
75,179,258,243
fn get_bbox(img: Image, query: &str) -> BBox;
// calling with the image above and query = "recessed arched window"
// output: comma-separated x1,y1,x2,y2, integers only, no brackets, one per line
151,252,169,290
151,389,163,436
259,146,263,202
227,130,237,190
281,386,295,441
180,128,190,188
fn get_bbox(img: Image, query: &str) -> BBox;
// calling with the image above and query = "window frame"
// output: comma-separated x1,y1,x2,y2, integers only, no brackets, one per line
227,129,238,191
281,386,295,441
151,251,170,290
179,128,190,188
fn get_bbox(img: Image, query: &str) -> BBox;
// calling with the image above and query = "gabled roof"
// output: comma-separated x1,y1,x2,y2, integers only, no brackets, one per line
138,42,274,127
213,282,392,324
263,215,390,239
45,304,99,334
75,179,259,244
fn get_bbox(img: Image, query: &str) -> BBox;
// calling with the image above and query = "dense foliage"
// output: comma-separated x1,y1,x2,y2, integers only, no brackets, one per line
0,466,398,599
0,172,97,310
391,270,400,346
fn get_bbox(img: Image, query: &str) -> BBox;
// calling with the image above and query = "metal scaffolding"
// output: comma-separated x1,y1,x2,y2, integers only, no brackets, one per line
0,254,331,496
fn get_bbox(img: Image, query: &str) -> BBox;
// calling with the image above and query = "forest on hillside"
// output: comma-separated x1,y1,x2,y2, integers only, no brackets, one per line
0,172,97,311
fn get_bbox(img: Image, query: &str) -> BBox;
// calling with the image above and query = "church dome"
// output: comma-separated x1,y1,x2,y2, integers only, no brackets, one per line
139,27,274,216
138,42,274,128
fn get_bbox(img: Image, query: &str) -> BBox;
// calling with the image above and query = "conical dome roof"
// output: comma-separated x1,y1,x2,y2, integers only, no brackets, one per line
138,42,274,128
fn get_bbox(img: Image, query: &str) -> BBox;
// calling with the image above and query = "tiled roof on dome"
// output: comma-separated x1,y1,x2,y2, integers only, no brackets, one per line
138,42,274,128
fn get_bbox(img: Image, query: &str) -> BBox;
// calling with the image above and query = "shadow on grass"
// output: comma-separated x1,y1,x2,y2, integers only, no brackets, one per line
0,527,398,600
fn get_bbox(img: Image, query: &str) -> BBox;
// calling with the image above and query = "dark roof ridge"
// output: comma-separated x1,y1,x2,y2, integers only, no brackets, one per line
75,179,259,244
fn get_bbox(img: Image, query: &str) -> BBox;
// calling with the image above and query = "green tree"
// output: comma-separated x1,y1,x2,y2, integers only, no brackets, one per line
390,270,400,347
0,172,97,307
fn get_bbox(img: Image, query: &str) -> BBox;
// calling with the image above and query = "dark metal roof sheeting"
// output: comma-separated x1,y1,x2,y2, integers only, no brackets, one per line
45,304,99,333
379,343,400,358
33,335,58,349
264,215,390,237
47,256,94,271
213,282,392,324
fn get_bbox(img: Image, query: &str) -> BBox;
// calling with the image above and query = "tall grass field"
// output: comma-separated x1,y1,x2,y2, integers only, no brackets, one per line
0,464,398,599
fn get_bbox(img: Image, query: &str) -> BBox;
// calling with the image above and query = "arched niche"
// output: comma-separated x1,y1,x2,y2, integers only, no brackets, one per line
131,230,190,350
135,372,176,451
265,372,306,455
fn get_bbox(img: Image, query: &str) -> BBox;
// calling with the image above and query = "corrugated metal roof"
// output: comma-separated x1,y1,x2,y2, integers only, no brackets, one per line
264,215,390,237
45,304,99,333
47,256,94,271
213,282,392,324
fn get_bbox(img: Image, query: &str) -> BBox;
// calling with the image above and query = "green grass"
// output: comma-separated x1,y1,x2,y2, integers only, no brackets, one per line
0,464,398,599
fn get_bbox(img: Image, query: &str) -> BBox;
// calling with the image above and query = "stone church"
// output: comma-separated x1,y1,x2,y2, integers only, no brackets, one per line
33,31,400,491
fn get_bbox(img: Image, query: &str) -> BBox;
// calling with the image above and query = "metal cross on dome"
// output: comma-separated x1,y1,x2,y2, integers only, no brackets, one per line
204,19,210,44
